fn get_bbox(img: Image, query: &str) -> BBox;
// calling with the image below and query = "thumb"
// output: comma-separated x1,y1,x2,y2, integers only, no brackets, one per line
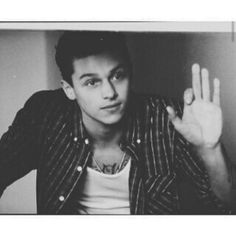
166,106,182,130
184,88,193,106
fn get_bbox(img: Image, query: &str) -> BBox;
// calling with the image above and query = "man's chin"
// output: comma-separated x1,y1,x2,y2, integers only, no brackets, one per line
100,114,124,126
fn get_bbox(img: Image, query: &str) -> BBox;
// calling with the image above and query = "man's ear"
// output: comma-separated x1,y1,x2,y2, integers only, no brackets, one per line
61,80,76,100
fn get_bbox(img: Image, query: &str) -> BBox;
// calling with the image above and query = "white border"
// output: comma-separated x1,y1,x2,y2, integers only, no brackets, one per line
0,22,234,32
0,215,235,236
1,0,236,21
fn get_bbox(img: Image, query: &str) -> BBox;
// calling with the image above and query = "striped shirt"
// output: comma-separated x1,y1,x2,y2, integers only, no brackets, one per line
0,89,230,214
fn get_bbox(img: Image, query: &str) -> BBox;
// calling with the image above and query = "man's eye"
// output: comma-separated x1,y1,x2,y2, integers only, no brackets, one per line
85,79,99,87
112,70,125,80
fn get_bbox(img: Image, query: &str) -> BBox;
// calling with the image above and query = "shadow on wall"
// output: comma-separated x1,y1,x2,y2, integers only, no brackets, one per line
126,32,188,98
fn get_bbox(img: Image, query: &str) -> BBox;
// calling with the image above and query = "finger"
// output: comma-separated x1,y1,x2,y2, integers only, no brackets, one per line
213,78,220,106
192,63,201,100
166,106,182,130
201,68,210,102
184,88,193,105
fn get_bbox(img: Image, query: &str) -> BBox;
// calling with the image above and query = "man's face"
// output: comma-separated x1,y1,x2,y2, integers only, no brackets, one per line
64,52,130,127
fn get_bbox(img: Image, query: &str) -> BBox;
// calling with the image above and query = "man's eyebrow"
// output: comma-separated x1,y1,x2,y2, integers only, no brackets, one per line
79,73,98,80
79,64,125,80
109,64,125,75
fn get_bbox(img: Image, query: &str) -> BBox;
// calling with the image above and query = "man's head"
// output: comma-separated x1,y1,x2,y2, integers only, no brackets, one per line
55,31,132,127
55,31,132,86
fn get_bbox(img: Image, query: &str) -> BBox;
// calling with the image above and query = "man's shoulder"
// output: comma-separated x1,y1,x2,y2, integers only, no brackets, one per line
29,88,66,101
26,88,69,107
20,89,72,118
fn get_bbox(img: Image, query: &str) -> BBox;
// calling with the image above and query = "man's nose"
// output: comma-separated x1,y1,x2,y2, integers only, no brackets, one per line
101,80,117,100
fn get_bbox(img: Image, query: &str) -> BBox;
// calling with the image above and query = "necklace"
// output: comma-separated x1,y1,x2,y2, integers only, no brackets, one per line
93,152,127,174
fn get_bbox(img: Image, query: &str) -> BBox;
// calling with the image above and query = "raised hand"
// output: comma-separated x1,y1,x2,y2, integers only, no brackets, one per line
167,64,222,149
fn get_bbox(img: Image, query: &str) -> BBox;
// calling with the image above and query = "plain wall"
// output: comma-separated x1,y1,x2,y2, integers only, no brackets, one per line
0,31,50,213
0,30,235,213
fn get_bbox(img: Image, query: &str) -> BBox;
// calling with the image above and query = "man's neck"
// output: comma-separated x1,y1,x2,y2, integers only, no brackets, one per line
82,117,124,148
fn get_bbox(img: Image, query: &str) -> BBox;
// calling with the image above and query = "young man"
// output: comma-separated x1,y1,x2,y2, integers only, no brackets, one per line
0,31,234,214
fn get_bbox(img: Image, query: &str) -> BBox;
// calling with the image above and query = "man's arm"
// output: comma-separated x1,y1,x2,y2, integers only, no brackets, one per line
167,64,235,205
195,144,232,204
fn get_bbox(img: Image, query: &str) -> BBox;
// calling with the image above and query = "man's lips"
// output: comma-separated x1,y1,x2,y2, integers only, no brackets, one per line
100,102,121,109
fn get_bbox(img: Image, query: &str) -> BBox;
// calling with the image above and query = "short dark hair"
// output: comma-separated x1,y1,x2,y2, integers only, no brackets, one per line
55,30,132,86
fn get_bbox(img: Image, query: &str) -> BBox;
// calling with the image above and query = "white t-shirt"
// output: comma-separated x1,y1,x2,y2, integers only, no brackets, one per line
78,160,131,214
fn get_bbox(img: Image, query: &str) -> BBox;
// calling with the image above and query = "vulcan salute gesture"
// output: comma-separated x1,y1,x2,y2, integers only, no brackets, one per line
167,63,234,204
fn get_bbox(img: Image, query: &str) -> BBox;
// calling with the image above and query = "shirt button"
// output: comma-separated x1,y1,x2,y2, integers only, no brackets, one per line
150,117,153,124
84,138,89,145
73,137,78,142
136,138,141,144
59,196,65,202
77,166,82,172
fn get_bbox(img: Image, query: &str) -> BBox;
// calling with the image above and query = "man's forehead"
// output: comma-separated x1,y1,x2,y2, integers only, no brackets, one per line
72,53,125,75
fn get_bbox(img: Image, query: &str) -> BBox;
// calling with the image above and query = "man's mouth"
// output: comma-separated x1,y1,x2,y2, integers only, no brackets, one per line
101,102,121,110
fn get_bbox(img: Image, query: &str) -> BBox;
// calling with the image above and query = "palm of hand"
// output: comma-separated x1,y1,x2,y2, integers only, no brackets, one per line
180,100,222,148
167,64,222,148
